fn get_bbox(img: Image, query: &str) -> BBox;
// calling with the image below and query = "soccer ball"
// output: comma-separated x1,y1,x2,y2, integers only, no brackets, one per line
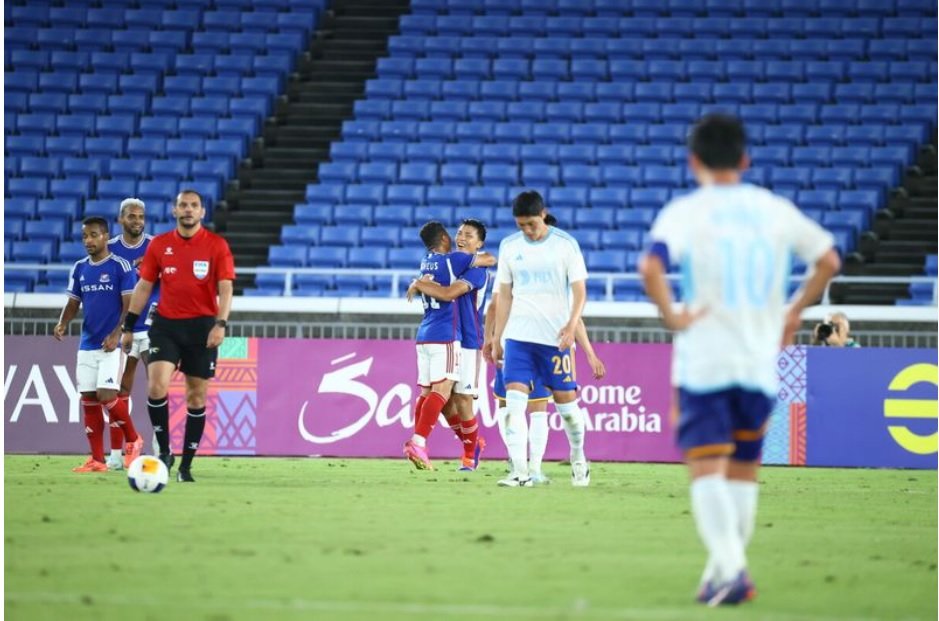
127,455,169,493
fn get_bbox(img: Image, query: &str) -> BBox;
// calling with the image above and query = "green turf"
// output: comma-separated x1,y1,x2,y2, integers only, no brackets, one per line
4,456,936,621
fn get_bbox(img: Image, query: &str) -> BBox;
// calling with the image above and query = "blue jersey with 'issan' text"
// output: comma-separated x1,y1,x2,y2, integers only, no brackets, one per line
108,234,159,333
416,251,475,344
67,254,136,351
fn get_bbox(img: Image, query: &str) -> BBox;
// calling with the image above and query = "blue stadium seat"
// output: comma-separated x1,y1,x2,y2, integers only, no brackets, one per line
12,241,55,263
374,206,415,227
345,184,386,206
308,246,348,268
269,245,307,267
334,206,373,226
296,205,333,226
797,190,838,211
320,227,360,247
360,227,400,248
586,250,628,272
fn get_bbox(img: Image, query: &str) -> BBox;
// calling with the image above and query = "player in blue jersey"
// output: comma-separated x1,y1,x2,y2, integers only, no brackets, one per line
105,198,159,469
491,192,590,488
407,219,493,471
54,217,144,473
641,114,840,605
403,221,494,471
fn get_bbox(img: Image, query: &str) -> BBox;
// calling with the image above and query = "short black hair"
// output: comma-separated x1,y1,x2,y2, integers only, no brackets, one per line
176,189,204,205
419,221,448,251
460,218,487,243
82,216,109,234
543,213,558,227
511,190,546,217
688,114,747,170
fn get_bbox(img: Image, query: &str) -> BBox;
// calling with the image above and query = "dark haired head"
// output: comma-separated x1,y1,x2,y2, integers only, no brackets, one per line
82,216,110,234
419,221,448,251
460,218,487,243
688,114,747,170
543,213,558,227
511,190,546,217
176,189,204,205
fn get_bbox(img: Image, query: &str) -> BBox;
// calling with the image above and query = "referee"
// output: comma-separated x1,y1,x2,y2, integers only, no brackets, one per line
121,190,235,483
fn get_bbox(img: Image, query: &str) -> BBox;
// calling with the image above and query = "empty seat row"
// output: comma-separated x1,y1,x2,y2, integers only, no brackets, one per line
7,135,246,160
376,56,935,83
6,93,271,121
400,14,934,38
408,0,935,18
339,120,931,148
8,114,257,143
354,99,935,124
328,142,913,169
5,157,231,184
389,35,936,61
7,175,224,202
7,49,294,77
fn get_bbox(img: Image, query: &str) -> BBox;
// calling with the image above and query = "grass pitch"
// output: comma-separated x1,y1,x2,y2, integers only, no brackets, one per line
4,456,936,621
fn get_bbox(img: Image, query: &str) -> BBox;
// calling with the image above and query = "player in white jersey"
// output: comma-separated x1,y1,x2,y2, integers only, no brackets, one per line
641,114,840,605
491,191,590,487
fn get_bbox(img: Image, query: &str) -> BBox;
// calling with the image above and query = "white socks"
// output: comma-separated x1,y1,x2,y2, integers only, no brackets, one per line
727,480,759,545
109,448,121,460
690,475,747,586
504,390,529,478
556,400,586,463
528,412,549,474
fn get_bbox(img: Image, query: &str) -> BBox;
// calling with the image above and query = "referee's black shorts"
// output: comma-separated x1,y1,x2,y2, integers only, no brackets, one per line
147,314,217,379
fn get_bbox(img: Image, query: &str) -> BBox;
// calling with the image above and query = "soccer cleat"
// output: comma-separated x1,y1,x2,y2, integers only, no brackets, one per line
403,440,434,471
123,435,144,469
159,452,175,474
176,469,195,483
472,436,486,469
706,572,756,607
105,455,124,471
72,458,108,473
497,474,532,487
458,456,476,472
529,471,551,485
571,461,591,487
695,582,716,604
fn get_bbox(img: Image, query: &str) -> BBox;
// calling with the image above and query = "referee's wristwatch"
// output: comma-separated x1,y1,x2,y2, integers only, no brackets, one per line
214,319,228,329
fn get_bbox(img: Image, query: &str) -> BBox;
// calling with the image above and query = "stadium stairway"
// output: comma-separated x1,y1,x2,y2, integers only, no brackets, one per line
216,0,410,291
837,136,938,305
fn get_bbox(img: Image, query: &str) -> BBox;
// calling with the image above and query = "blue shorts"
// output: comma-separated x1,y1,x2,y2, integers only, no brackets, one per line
503,339,578,394
493,367,552,401
677,387,774,462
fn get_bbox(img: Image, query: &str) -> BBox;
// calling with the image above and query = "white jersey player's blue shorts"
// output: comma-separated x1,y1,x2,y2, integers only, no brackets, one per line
503,339,577,393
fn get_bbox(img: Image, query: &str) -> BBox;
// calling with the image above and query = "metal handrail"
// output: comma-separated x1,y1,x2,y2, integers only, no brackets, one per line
5,262,937,304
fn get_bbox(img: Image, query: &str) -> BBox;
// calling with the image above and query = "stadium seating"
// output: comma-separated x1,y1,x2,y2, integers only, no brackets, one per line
4,1,327,290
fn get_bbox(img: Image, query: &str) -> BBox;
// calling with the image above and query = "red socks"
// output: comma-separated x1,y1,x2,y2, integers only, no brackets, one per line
103,395,139,443
81,398,105,463
415,392,447,439
461,416,479,459
444,412,463,442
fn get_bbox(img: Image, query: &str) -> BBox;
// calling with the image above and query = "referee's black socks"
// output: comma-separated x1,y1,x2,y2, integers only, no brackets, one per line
147,397,170,455
180,406,207,472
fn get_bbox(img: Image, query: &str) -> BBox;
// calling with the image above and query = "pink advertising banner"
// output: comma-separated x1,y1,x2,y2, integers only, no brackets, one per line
5,336,681,463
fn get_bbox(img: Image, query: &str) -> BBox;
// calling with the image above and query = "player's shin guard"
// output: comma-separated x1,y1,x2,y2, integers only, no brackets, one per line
445,412,464,445
690,475,747,586
556,400,586,463
415,391,447,442
495,406,509,445
180,406,206,472
102,396,139,442
528,411,549,473
81,398,106,462
504,390,530,478
460,416,479,460
727,480,759,546
148,397,170,455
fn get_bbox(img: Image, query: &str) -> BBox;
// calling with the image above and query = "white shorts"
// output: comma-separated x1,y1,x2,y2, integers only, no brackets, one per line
454,348,483,397
127,331,150,359
416,342,461,387
76,349,122,393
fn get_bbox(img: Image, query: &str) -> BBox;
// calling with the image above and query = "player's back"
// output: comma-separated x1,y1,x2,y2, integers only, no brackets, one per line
652,183,833,392
415,251,469,344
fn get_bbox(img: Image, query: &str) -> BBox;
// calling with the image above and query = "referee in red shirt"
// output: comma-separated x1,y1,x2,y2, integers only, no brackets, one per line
121,189,235,482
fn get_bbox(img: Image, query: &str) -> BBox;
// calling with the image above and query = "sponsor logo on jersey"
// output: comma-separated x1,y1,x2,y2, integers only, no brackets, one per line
165,247,174,255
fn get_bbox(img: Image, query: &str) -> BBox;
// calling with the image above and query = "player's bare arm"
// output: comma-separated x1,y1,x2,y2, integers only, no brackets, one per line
121,277,155,353
782,249,841,347
639,255,705,332
413,279,471,303
558,279,587,350
491,284,513,362
574,319,605,379
54,298,81,341
104,293,132,353
208,279,234,349
482,292,498,365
